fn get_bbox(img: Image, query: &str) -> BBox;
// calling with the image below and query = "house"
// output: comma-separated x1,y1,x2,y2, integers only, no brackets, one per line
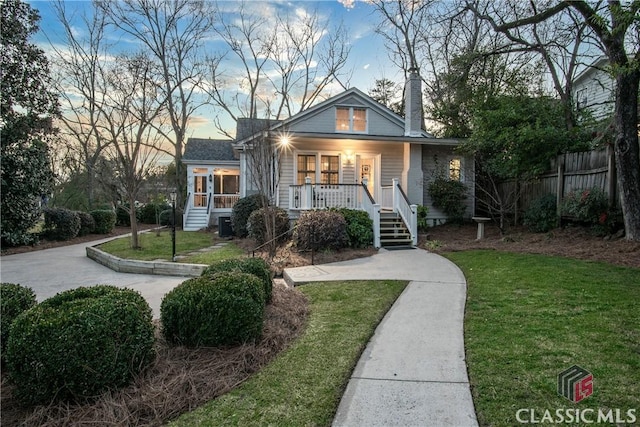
572,57,615,121
182,69,474,246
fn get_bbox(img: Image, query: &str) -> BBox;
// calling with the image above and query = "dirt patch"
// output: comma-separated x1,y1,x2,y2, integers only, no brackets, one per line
1,284,309,427
423,223,640,269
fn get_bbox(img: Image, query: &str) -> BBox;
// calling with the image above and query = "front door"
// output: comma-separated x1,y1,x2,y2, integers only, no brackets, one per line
357,155,380,201
193,174,208,207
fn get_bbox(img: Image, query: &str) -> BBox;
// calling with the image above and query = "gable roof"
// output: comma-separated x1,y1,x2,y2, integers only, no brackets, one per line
234,87,434,146
183,138,237,162
573,57,609,86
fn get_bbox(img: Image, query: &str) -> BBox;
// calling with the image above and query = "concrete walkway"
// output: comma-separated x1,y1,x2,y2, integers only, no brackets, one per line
284,248,478,427
0,237,185,318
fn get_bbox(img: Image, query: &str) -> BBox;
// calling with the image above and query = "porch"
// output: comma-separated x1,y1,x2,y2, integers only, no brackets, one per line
289,178,418,248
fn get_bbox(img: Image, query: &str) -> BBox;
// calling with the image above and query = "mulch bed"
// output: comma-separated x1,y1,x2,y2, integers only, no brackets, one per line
1,285,309,427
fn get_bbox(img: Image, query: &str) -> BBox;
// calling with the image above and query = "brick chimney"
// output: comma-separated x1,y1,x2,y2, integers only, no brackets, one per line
404,68,423,137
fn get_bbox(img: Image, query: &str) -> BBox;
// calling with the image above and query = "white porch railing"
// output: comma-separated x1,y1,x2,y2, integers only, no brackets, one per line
182,192,192,226
289,177,361,210
212,194,240,209
391,178,418,246
287,177,415,248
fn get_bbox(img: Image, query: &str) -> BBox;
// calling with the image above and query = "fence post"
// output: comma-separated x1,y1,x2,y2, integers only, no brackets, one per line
556,153,565,227
392,178,399,213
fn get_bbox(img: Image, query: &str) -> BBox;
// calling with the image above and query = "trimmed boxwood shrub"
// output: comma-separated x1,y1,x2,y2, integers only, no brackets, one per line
77,211,96,236
231,194,267,238
90,209,116,234
0,283,37,358
247,206,290,245
5,285,155,406
293,210,348,251
524,193,557,233
332,208,373,248
43,207,81,241
202,257,273,303
161,272,264,347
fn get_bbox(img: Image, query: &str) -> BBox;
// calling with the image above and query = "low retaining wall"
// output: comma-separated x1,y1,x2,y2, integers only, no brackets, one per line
86,245,206,277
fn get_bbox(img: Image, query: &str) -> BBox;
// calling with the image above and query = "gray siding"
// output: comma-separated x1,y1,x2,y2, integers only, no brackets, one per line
422,147,474,220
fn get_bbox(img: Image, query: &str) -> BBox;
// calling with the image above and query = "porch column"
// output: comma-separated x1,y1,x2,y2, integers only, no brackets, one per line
304,177,313,210
402,142,423,205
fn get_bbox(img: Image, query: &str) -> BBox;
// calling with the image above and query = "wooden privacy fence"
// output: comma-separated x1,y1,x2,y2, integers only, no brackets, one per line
491,147,618,215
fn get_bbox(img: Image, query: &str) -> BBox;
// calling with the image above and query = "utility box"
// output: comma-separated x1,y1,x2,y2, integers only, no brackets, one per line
218,216,233,238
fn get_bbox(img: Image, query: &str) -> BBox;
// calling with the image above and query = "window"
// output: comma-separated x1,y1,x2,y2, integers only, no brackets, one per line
449,158,462,181
336,106,367,133
320,155,339,185
576,87,587,110
297,154,316,184
213,173,239,194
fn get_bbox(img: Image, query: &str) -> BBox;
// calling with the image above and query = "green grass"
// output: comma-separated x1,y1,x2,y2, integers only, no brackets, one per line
170,280,408,427
97,230,243,263
445,251,640,427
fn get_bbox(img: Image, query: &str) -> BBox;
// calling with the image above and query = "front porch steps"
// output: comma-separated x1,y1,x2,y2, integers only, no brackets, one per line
183,208,209,232
379,212,413,247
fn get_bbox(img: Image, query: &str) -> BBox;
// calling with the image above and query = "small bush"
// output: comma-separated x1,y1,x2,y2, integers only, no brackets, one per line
524,193,557,233
90,209,116,234
332,208,373,248
293,210,348,251
161,272,264,347
76,211,96,236
417,205,429,232
203,257,273,303
140,202,171,224
247,206,290,245
43,207,81,241
159,208,183,227
5,285,155,406
0,283,37,358
231,194,267,238
562,187,609,225
427,177,468,223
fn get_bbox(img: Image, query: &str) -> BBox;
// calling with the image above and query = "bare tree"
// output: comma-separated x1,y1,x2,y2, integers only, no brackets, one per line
97,53,168,248
99,0,214,210
206,1,351,136
467,0,640,241
49,1,111,209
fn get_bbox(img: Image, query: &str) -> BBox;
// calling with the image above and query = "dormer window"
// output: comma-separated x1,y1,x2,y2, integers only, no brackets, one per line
336,106,367,133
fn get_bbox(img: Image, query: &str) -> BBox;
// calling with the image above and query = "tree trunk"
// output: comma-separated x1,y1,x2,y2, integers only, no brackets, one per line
613,68,640,241
129,196,139,249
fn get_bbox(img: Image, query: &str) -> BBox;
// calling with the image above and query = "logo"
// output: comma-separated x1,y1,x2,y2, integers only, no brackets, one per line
558,365,593,402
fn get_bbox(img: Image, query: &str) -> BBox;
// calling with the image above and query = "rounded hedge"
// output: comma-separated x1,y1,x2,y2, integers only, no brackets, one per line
333,208,373,248
231,194,267,238
140,202,171,224
5,285,155,406
43,207,81,241
161,272,264,347
0,283,37,357
293,210,349,251
247,206,290,245
524,193,557,233
77,211,96,236
202,257,273,303
90,209,116,234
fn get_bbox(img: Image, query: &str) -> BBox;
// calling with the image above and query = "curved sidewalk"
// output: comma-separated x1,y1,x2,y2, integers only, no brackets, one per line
284,248,479,427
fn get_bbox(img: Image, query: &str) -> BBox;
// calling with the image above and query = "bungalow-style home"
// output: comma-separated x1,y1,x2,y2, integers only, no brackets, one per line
182,69,474,247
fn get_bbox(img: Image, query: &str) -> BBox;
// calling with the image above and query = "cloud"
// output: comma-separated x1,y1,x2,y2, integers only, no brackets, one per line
363,64,370,70
337,0,356,9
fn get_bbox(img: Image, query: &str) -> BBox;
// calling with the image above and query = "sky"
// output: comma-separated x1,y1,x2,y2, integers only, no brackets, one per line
27,0,402,141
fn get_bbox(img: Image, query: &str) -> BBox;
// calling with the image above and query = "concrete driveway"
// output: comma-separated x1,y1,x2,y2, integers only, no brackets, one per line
0,237,185,318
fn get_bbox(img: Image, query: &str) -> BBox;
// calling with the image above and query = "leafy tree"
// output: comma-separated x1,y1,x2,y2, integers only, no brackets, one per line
1,0,59,246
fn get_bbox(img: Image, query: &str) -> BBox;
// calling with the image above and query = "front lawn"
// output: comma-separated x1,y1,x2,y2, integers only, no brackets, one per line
97,229,244,263
170,280,408,427
446,251,640,427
